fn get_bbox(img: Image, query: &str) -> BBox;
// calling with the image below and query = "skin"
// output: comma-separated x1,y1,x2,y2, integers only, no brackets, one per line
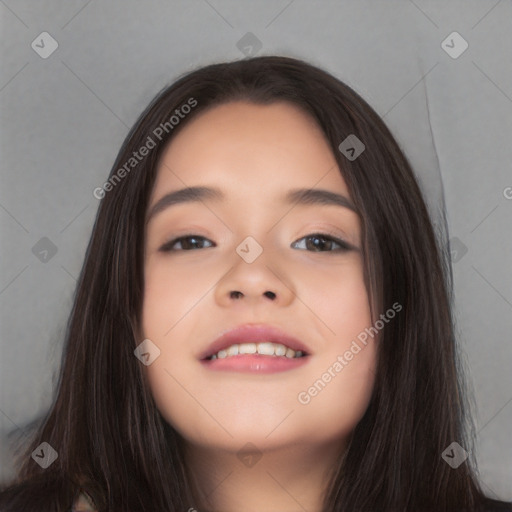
140,101,377,512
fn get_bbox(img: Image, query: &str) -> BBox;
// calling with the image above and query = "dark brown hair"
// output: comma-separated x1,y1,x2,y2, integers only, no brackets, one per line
0,55,508,512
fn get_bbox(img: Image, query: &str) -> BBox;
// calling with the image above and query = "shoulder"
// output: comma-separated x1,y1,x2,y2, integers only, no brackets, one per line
72,491,98,512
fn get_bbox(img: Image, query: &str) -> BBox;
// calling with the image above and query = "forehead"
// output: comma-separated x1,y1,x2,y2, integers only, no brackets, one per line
151,100,351,202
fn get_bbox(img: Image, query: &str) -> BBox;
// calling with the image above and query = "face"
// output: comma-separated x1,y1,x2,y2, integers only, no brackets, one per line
141,100,377,455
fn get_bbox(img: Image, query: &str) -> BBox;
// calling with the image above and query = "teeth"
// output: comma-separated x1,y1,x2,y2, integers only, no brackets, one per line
209,342,305,360
227,345,239,356
239,343,257,355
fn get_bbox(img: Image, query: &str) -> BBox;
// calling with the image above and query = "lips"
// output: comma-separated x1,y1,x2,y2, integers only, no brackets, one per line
197,323,311,361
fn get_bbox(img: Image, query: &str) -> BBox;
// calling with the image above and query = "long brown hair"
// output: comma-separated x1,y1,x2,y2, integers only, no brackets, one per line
0,55,506,512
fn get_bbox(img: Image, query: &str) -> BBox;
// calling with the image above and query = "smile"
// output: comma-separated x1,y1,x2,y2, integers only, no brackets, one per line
207,341,305,360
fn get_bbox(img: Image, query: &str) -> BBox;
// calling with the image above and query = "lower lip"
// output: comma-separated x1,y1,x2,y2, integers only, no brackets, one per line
200,354,310,373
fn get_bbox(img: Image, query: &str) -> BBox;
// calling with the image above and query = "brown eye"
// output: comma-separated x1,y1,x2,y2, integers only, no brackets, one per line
292,233,351,252
159,232,352,253
159,235,214,252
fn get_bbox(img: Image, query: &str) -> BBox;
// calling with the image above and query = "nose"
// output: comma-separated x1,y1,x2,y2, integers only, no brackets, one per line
214,246,296,308
229,290,276,300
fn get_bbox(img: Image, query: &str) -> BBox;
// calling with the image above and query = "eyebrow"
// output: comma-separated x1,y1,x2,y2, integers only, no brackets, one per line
146,186,358,223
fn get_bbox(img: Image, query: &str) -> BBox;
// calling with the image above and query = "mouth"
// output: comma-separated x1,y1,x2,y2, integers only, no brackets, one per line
198,323,311,362
204,341,307,361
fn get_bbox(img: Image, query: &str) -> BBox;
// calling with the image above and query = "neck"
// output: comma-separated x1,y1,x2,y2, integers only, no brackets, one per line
182,438,347,512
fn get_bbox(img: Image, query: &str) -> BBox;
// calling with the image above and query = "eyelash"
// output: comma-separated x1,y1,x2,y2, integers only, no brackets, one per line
158,232,352,253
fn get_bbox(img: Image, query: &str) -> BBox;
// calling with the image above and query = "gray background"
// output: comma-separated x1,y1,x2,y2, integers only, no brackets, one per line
1,0,511,500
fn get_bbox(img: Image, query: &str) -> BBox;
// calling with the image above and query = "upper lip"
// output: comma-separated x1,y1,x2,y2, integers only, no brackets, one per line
198,323,311,360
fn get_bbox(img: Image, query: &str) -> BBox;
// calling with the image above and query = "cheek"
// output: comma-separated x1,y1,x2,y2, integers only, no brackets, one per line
139,263,211,438
307,259,371,337
141,261,206,340
144,362,197,442
141,282,172,340
296,262,376,429
299,347,377,441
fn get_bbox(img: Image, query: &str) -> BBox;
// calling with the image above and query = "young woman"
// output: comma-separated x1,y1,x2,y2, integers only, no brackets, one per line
0,56,510,512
